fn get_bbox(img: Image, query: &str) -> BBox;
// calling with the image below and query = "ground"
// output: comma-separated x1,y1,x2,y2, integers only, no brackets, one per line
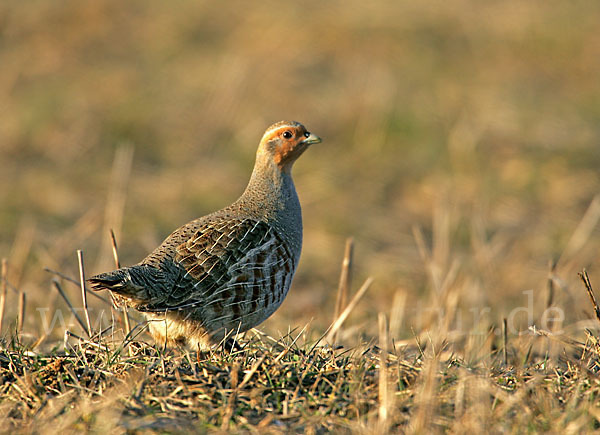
1,0,600,432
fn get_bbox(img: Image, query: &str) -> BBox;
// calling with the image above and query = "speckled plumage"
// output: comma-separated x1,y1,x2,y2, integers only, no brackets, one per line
88,121,321,350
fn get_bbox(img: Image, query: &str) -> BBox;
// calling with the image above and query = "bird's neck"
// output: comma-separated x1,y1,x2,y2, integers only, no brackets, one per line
235,157,303,254
241,157,296,215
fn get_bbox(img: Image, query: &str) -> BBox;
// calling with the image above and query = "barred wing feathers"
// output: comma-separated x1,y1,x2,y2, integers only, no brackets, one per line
91,218,296,331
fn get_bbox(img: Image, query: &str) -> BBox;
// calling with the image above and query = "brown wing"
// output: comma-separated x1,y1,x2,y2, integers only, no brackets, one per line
139,218,296,319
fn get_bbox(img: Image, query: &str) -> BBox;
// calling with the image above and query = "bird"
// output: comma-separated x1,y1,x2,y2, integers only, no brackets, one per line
88,121,321,350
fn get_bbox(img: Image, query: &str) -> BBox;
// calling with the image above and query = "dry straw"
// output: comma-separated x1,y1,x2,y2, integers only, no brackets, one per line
0,258,7,333
17,291,25,333
579,269,600,324
325,277,374,343
332,238,353,343
77,250,93,338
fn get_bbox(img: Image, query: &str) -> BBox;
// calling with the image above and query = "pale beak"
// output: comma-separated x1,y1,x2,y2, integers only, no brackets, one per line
302,132,322,145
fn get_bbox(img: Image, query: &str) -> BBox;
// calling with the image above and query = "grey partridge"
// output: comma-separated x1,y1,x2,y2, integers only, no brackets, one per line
88,121,321,350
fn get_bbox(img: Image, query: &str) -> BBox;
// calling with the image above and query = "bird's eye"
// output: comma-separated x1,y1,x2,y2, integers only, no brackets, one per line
282,131,293,139
304,132,310,138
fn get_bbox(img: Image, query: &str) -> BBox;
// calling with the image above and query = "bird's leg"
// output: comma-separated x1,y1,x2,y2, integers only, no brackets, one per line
223,337,244,353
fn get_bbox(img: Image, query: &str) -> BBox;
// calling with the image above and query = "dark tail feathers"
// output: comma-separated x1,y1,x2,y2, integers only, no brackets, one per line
88,268,141,297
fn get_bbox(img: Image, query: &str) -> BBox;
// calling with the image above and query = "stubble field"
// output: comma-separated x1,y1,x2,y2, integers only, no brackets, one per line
1,1,600,432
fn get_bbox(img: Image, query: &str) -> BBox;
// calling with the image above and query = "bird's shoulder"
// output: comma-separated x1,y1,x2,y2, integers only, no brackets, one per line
175,216,279,276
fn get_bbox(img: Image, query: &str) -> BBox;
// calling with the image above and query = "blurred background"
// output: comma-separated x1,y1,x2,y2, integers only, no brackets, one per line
1,0,600,345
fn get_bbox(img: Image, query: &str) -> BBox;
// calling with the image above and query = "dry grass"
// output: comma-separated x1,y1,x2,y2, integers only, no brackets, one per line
0,253,599,433
0,278,600,433
2,0,600,432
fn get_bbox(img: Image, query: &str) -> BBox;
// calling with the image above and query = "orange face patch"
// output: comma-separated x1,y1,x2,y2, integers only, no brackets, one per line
259,122,309,170
273,140,302,167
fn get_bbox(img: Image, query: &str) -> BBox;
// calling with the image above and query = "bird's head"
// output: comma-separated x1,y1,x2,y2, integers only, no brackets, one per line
257,121,321,173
